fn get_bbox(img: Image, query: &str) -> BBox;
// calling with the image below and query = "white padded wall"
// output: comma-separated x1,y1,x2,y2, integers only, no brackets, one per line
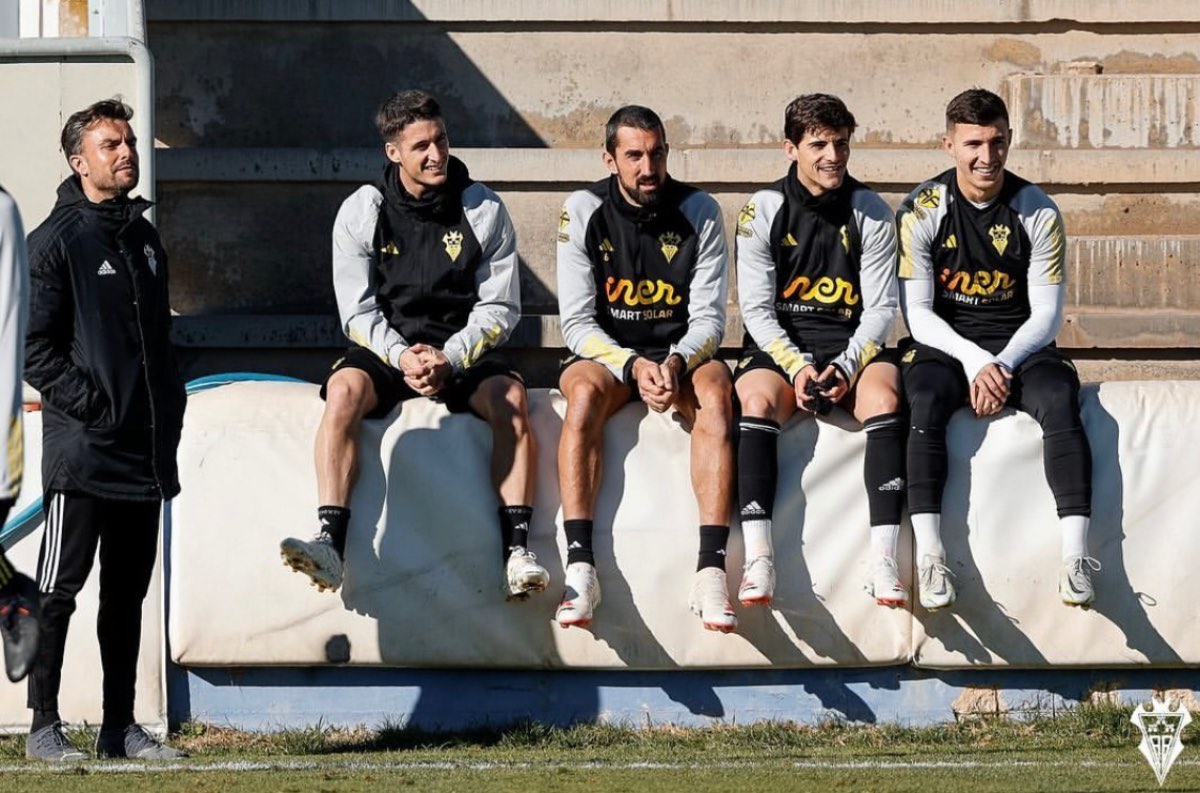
169,383,910,669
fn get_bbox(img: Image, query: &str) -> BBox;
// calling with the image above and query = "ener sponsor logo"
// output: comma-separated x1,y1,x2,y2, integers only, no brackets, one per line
780,275,860,306
938,268,1015,298
605,276,682,307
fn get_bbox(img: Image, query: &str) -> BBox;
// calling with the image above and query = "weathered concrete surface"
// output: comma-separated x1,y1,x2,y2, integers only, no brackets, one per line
1009,74,1200,149
149,25,1200,149
144,0,1200,25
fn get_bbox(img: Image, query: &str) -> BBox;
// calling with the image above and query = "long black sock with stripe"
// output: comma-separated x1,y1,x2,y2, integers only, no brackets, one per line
737,417,779,559
863,412,906,526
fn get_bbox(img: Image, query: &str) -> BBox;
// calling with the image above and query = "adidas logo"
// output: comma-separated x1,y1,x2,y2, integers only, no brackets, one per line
567,541,583,550
97,261,116,276
878,477,904,491
742,500,767,517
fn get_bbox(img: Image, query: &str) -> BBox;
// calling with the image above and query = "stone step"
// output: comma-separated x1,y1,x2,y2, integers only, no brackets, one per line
171,305,1200,353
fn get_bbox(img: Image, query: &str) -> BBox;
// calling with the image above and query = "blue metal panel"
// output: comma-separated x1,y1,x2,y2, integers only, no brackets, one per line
170,664,1200,731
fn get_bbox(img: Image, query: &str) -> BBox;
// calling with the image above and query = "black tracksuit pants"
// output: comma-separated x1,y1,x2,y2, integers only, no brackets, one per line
26,491,160,728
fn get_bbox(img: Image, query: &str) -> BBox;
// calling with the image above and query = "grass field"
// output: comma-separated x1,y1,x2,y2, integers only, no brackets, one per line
0,703,1196,792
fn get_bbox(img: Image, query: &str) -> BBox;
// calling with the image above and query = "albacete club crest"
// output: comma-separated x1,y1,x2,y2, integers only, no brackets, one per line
442,230,463,262
143,244,158,275
659,231,681,263
989,224,1011,255
1132,696,1191,786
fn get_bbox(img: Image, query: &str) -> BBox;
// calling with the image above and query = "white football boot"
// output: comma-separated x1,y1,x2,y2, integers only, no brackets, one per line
557,562,601,628
505,548,550,600
1059,555,1100,608
280,531,344,592
917,554,955,611
865,555,909,608
738,555,776,606
689,568,737,633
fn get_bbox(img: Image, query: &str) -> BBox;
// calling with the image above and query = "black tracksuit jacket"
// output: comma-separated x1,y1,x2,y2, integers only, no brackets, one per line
25,176,185,500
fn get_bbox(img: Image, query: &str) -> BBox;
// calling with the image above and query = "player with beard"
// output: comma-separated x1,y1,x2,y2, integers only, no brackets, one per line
555,105,735,632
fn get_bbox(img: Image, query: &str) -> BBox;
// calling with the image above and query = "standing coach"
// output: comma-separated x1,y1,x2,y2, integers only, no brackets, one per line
23,99,186,761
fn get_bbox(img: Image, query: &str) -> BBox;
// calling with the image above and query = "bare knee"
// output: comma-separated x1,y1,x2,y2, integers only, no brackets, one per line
738,390,776,420
480,378,530,439
562,378,615,437
693,380,734,440
323,371,375,428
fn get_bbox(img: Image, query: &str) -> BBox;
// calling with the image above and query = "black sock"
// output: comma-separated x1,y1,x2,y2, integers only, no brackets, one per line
31,709,60,733
697,525,730,571
499,505,533,559
564,519,594,566
737,417,779,524
317,505,350,555
863,412,906,526
100,713,133,733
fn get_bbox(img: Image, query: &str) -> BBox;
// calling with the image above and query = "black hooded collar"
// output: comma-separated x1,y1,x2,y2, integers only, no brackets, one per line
54,175,153,230
782,162,854,213
605,174,685,224
379,155,472,220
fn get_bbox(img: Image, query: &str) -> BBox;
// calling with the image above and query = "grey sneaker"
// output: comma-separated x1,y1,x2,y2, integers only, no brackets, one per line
1060,555,1101,608
96,724,188,760
280,531,344,592
26,722,86,761
918,554,956,611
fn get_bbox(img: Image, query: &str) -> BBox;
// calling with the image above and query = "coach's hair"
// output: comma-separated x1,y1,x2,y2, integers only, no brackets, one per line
604,105,666,154
784,94,857,144
376,90,442,141
945,88,1009,129
61,98,134,161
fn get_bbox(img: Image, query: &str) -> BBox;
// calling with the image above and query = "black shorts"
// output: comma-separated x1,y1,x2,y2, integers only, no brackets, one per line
322,346,522,419
559,350,697,405
733,344,898,384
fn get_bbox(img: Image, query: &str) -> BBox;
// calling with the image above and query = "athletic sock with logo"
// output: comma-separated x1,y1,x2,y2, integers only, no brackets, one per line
317,505,350,555
737,416,779,560
499,505,534,560
697,525,730,571
864,412,906,529
564,519,594,566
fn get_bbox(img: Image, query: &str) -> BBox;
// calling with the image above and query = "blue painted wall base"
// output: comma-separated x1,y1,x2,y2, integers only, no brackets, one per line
167,664,1200,732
